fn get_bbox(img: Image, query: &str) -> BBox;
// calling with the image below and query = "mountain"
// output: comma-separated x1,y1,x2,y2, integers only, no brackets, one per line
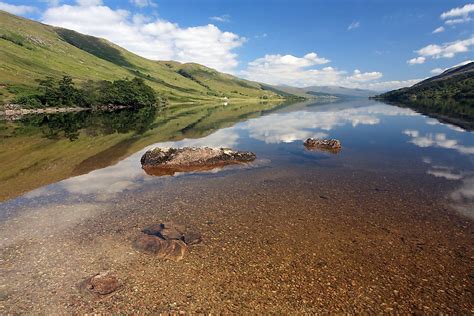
0,11,283,105
262,85,316,99
272,85,376,99
374,62,474,123
302,86,376,98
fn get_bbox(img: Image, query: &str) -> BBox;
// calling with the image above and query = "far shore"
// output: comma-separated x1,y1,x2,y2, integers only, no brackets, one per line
0,104,143,117
0,97,290,118
0,106,89,117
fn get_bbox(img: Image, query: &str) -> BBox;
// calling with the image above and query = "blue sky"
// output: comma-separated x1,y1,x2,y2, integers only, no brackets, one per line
1,0,473,90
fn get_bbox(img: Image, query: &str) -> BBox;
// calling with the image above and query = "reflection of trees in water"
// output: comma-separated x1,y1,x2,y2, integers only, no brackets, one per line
11,100,296,142
17,107,157,141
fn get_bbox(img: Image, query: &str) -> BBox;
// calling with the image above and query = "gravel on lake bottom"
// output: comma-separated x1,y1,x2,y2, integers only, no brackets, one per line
0,165,473,313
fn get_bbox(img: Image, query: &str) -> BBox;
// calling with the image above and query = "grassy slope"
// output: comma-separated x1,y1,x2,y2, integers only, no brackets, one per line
0,10,282,104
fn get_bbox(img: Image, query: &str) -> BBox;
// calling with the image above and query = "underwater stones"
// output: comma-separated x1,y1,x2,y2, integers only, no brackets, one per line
134,222,202,261
134,235,187,261
304,138,341,153
140,147,256,176
80,271,121,296
183,231,202,245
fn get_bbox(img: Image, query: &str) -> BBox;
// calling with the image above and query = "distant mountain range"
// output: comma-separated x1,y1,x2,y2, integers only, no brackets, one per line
375,61,473,127
0,10,283,105
269,85,376,99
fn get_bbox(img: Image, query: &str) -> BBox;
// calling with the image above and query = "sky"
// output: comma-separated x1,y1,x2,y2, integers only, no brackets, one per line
0,0,473,91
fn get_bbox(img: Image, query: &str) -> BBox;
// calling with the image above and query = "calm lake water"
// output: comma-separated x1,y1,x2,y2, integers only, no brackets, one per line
1,99,473,313
1,99,472,216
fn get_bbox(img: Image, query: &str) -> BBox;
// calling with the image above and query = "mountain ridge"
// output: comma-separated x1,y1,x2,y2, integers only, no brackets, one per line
0,10,284,105
272,84,376,99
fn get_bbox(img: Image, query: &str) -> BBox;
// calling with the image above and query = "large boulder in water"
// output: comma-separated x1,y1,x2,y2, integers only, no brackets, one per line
141,147,256,175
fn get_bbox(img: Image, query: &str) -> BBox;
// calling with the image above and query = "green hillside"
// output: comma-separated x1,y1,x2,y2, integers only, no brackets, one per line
374,62,474,122
0,10,283,105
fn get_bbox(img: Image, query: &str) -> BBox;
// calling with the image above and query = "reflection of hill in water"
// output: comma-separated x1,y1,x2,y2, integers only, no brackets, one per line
0,101,291,201
272,98,379,114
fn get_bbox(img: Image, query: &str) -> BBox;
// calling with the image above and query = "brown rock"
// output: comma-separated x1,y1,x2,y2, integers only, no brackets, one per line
141,147,256,176
134,234,165,253
142,222,185,240
133,234,187,261
80,271,121,296
183,231,202,245
304,138,341,153
135,222,201,260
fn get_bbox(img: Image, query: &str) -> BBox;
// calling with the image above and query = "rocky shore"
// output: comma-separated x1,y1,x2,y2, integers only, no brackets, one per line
0,104,141,118
0,104,88,117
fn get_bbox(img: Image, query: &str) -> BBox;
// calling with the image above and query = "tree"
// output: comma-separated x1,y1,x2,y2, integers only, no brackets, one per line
38,77,59,106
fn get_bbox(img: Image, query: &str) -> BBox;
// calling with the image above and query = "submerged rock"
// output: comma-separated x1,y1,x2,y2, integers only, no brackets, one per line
80,271,121,296
304,138,341,153
134,222,202,261
141,147,256,176
134,235,187,261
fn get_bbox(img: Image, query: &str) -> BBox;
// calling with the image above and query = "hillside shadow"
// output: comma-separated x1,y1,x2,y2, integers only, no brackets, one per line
56,28,134,68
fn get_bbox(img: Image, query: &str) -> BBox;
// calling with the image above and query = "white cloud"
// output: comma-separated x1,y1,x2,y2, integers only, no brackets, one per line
430,59,473,75
439,4,474,28
242,52,419,90
130,0,157,8
0,1,37,14
361,79,422,91
407,56,426,65
441,3,474,19
347,21,360,30
242,52,335,86
427,168,463,180
445,16,472,25
249,52,330,68
210,14,230,23
42,2,244,72
430,68,443,75
403,130,474,155
425,118,466,132
77,0,102,6
450,176,474,219
415,36,474,59
413,5,473,64
347,69,382,81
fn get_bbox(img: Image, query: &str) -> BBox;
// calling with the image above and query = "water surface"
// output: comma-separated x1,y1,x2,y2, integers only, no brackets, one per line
0,99,473,313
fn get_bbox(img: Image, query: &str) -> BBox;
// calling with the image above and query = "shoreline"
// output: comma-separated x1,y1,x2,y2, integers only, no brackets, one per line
0,106,89,117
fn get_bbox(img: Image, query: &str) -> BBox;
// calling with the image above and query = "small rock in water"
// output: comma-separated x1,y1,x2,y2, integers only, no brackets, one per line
304,138,341,153
134,222,201,261
183,231,202,245
80,271,121,296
